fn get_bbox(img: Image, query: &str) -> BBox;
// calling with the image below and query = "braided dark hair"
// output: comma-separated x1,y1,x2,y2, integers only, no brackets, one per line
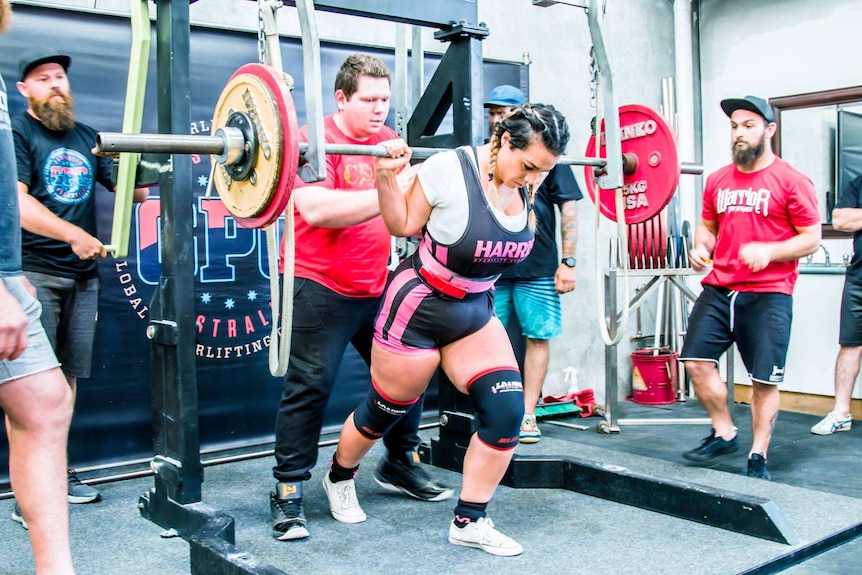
489,103,570,158
488,103,570,230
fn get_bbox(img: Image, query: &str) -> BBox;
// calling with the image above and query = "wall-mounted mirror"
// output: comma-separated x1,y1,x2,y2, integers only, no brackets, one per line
772,86,862,238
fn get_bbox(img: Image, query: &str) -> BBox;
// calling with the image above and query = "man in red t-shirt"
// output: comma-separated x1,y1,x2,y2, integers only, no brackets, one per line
269,54,452,541
679,95,821,480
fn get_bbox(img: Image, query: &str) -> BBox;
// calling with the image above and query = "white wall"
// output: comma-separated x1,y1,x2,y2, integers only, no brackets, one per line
700,0,862,175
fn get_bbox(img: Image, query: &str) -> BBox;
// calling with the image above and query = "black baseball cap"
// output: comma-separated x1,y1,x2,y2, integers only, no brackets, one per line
720,95,775,123
18,48,71,81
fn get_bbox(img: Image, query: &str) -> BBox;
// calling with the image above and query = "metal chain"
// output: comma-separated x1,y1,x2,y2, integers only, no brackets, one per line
589,47,599,111
257,1,266,65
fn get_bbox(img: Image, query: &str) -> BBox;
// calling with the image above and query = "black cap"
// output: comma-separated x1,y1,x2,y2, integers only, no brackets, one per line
18,48,71,81
720,95,774,123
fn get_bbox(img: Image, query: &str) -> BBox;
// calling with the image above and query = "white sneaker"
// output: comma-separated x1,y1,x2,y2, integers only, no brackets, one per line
322,474,366,523
448,517,523,556
811,412,853,435
519,413,541,444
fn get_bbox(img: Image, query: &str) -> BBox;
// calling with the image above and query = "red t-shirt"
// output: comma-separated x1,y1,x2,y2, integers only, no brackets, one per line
700,156,820,295
279,115,395,298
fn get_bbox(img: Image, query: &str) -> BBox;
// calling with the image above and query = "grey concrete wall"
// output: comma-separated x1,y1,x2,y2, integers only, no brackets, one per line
12,0,680,407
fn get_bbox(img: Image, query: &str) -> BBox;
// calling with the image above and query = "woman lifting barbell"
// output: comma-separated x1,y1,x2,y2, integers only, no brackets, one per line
322,103,570,557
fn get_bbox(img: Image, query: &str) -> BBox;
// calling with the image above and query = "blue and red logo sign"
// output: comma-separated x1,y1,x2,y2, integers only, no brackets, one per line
43,148,93,204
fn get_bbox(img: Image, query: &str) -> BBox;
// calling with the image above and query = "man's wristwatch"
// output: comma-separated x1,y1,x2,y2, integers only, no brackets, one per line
561,257,576,268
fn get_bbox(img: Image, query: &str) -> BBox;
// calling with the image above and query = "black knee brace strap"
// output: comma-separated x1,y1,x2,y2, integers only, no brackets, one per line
467,368,524,450
353,381,419,440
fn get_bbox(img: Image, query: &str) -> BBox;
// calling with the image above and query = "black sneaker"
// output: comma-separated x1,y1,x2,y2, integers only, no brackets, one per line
11,502,27,530
270,482,309,541
67,469,101,504
374,451,454,502
747,453,771,480
682,430,739,462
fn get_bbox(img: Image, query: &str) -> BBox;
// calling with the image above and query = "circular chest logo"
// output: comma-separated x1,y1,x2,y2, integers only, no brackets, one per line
43,148,93,204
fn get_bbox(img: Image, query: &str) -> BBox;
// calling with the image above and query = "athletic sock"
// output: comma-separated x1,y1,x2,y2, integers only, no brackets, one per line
453,499,487,528
328,454,359,483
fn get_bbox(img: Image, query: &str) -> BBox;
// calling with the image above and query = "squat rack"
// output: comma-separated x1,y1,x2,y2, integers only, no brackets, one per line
138,1,493,573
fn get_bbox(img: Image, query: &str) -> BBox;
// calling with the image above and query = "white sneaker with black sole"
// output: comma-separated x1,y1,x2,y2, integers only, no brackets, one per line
322,474,366,523
448,517,523,556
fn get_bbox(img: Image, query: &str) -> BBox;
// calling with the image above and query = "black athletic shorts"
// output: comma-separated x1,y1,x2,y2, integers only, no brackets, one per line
680,284,793,384
839,280,862,347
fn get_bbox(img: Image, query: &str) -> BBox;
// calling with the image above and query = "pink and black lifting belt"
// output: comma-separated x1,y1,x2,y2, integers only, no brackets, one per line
415,243,498,300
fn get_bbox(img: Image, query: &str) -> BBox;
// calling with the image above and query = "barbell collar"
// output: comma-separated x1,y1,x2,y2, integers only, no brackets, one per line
213,125,249,166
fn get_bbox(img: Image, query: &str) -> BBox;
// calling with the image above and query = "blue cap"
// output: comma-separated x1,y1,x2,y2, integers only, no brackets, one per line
485,85,527,108
720,95,775,123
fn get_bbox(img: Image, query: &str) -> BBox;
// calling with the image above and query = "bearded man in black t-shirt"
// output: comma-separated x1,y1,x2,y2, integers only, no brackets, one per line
13,47,148,505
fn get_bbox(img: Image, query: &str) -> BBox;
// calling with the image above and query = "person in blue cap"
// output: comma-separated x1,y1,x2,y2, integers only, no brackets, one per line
486,85,583,444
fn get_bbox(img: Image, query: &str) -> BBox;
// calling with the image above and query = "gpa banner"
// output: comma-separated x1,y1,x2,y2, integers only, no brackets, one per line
0,5,522,482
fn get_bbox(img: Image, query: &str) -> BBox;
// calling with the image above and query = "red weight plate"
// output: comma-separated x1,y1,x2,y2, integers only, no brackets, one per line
584,104,681,225
231,63,299,229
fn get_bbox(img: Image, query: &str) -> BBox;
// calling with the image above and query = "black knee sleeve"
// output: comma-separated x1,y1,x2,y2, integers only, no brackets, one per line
467,368,524,450
353,381,419,440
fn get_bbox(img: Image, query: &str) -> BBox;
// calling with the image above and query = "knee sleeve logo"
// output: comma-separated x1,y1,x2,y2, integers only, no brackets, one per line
373,399,408,417
490,379,524,393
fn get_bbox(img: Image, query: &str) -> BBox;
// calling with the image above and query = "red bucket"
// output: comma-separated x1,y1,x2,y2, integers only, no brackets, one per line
630,349,678,405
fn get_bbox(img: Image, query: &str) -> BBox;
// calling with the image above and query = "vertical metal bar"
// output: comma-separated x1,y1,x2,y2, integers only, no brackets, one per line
107,0,151,258
467,36,486,147
294,0,326,183
151,0,201,505
260,0,284,73
605,269,619,430
410,26,424,116
587,0,622,190
394,24,409,138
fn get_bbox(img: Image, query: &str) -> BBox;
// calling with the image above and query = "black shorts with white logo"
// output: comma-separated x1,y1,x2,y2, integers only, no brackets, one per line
680,284,792,384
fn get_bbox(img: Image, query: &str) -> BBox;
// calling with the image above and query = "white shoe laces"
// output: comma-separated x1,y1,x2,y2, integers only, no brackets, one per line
474,517,508,545
335,481,359,508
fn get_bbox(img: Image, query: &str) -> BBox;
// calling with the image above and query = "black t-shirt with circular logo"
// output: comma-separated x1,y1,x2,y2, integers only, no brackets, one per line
13,113,114,280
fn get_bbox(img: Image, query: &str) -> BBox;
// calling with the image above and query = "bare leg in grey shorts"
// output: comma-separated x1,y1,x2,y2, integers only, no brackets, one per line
0,276,75,574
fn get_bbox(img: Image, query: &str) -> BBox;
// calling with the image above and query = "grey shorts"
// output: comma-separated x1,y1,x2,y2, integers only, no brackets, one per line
23,271,99,378
0,276,61,385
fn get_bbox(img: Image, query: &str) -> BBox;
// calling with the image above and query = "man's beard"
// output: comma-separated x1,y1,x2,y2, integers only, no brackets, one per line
0,0,11,35
732,134,765,167
30,91,76,131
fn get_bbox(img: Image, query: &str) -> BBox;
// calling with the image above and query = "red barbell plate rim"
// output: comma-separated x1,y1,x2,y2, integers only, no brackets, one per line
231,63,300,229
584,104,681,224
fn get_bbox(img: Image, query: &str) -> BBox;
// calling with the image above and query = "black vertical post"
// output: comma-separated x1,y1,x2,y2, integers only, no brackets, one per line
147,0,201,507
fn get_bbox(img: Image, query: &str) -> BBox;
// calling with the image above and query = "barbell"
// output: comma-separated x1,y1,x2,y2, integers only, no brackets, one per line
96,63,703,228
